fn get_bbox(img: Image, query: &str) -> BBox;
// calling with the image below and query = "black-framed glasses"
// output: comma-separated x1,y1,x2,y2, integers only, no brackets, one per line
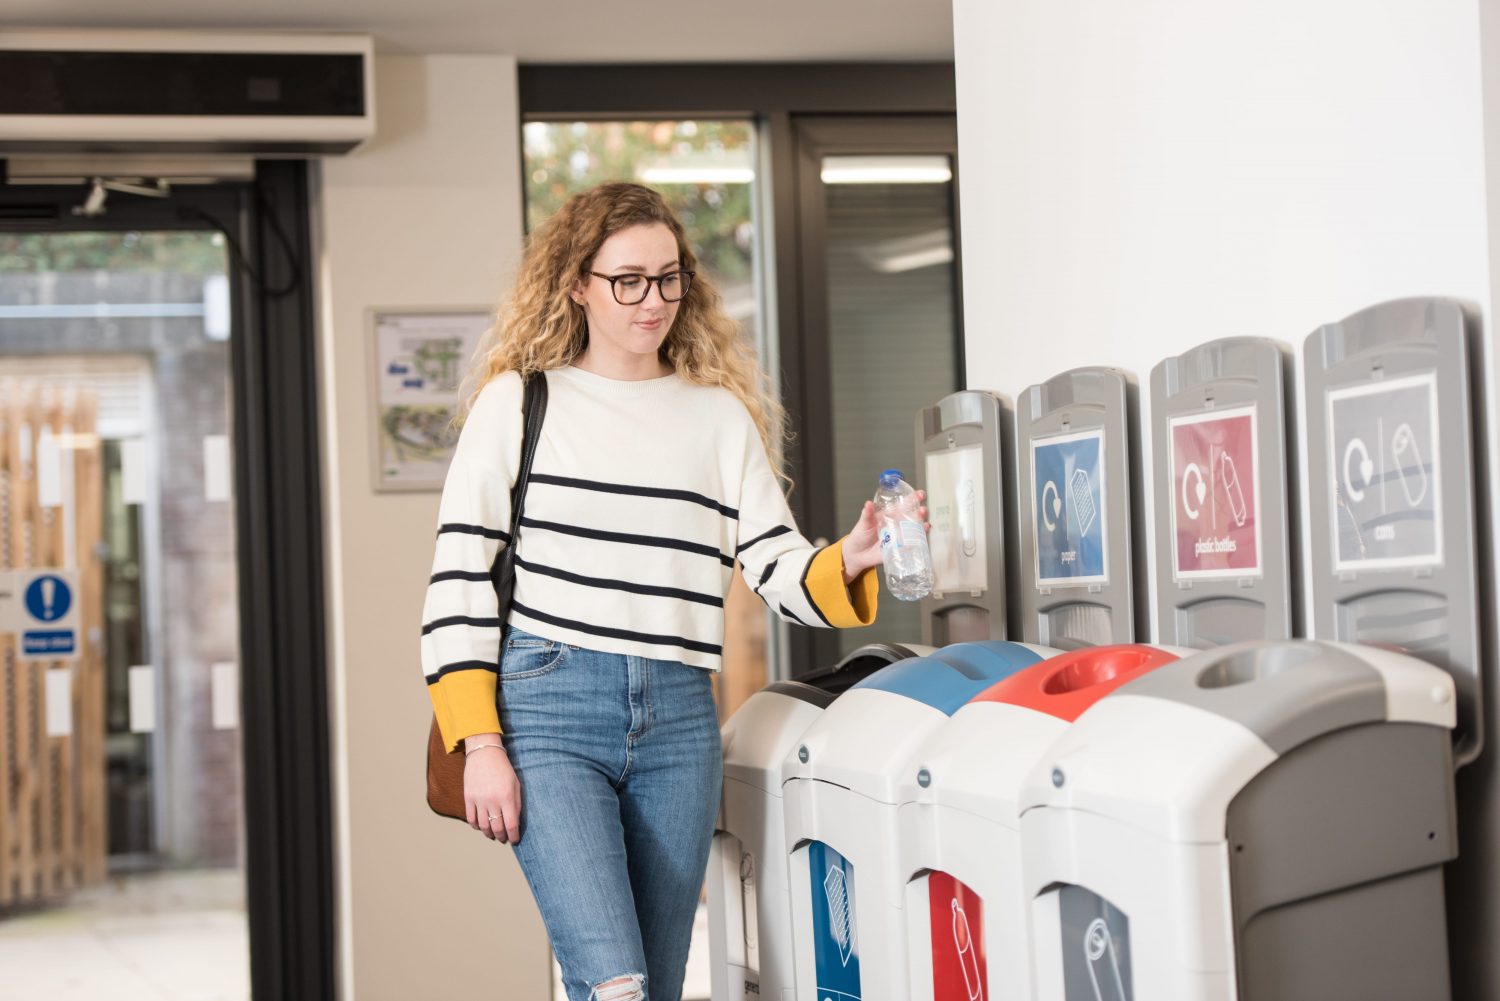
587,270,695,305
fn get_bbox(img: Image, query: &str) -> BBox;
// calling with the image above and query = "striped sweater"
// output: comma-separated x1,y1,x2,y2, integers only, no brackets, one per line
422,365,879,752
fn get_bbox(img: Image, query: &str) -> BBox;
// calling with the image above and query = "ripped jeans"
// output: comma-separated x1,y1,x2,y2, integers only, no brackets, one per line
498,629,723,1001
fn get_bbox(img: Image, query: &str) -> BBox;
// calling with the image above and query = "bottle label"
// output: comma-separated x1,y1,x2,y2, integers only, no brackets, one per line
882,519,926,552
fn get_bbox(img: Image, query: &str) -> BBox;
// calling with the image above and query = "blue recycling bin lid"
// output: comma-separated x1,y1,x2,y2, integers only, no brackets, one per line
850,641,1046,716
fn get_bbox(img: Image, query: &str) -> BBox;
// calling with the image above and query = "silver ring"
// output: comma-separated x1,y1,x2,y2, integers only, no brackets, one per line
487,813,500,821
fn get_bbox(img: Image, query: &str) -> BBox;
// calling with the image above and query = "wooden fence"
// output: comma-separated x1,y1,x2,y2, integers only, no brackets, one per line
0,382,106,908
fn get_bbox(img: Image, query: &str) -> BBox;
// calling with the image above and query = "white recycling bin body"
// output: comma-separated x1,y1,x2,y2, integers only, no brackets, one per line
897,644,1185,1001
1019,640,1458,1001
709,644,928,1001
781,642,1053,1001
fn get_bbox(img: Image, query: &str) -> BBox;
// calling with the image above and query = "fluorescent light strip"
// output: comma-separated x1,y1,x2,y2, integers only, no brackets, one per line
821,155,952,185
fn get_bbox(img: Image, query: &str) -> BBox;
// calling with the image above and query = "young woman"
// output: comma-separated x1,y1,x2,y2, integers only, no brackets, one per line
420,182,922,1001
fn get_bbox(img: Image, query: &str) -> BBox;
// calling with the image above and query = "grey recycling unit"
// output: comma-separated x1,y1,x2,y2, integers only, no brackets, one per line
1014,367,1143,647
1019,639,1459,1001
916,389,1011,644
1150,337,1298,647
1303,297,1484,764
708,643,927,1001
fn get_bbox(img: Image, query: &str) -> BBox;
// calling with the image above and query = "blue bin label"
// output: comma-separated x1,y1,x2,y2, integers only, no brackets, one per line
1032,430,1108,586
808,841,861,1000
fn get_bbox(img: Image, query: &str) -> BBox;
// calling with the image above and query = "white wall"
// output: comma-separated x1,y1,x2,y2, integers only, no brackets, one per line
314,54,549,1000
954,0,1497,993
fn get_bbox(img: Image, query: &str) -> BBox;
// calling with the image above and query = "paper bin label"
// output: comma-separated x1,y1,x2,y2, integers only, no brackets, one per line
1032,430,1108,586
808,841,861,1000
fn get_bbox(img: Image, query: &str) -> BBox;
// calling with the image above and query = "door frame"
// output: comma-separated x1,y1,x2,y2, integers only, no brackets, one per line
777,114,964,673
0,161,335,1000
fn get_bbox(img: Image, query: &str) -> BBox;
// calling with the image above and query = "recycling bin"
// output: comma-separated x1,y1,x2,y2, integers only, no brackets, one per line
708,643,929,1001
897,644,1184,1001
1019,640,1458,1001
782,641,1054,1001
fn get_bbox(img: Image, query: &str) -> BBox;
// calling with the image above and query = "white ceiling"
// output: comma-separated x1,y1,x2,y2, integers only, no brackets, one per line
4,0,955,62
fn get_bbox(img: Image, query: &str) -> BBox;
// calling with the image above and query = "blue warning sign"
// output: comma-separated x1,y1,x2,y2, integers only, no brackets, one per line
25,575,73,623
1032,430,1108,586
23,631,75,656
1,570,82,662
808,840,862,1001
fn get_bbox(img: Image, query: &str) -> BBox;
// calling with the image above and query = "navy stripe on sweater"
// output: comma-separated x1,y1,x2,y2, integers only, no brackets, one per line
519,516,735,567
531,473,739,519
511,600,724,656
515,555,724,608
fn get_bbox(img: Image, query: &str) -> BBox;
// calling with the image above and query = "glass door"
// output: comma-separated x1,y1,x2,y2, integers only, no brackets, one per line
0,224,250,997
783,116,964,672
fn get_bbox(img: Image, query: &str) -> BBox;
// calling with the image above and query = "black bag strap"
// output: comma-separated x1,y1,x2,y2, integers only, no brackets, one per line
491,371,548,598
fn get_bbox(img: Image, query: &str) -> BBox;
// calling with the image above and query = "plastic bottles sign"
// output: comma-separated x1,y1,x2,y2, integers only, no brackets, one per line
808,840,862,1001
1031,430,1108,586
1325,372,1442,571
928,872,986,1001
1167,406,1262,579
0,569,81,662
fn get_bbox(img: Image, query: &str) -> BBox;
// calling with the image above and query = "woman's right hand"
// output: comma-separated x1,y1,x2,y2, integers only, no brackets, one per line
463,736,522,844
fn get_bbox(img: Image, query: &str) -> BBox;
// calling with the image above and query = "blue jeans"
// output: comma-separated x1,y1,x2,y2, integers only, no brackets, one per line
498,628,723,1001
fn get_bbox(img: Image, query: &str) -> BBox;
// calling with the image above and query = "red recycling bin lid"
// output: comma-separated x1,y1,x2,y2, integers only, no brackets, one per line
970,644,1179,722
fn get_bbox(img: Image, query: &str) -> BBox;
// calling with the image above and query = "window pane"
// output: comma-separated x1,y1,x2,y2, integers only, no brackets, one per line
819,159,961,656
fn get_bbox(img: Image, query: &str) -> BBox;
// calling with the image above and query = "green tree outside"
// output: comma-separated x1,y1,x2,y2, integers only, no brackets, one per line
523,120,757,288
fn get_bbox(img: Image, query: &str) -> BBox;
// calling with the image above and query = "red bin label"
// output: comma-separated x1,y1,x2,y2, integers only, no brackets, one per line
1168,406,1262,579
929,872,986,1000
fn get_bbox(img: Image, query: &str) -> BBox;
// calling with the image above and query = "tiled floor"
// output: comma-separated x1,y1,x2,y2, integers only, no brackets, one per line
1,869,711,1001
0,869,250,1001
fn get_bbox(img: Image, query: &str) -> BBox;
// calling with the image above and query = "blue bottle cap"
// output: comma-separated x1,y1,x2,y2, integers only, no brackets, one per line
879,469,903,487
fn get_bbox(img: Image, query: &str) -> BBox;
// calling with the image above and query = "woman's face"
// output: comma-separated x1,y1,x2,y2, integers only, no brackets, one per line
572,222,684,365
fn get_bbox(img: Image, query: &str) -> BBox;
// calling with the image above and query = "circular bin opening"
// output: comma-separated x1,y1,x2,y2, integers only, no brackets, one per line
1042,646,1158,695
1195,642,1322,689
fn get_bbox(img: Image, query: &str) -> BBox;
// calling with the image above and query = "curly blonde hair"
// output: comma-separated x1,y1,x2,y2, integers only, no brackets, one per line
462,182,787,478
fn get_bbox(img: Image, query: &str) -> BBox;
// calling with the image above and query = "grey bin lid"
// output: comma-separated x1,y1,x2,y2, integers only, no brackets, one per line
1113,640,1387,756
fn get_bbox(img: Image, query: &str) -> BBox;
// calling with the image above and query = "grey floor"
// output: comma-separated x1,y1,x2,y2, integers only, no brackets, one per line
0,868,708,1001
0,868,249,1001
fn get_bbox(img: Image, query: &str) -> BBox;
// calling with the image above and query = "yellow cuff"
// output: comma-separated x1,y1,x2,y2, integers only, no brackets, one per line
428,669,501,753
803,540,879,628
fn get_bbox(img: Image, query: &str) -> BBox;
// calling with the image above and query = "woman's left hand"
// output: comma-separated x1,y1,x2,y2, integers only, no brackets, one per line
841,490,928,585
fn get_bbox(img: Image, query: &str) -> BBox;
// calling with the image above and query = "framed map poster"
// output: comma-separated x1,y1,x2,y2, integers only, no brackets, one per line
368,307,489,491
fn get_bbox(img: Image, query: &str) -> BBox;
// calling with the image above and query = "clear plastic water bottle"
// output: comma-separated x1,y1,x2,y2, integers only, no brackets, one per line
874,469,933,601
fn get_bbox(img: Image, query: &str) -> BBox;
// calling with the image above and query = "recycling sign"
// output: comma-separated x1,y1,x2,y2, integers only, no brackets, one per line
1031,429,1108,586
1325,372,1442,571
0,570,81,661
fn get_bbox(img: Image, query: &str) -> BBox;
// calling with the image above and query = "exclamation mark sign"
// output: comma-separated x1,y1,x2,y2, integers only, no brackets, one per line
41,578,55,620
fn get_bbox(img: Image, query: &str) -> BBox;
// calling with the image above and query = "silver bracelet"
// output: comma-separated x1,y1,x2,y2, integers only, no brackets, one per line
464,742,505,756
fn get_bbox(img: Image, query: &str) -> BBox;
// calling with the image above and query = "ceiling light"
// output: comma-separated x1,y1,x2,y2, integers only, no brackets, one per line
821,155,952,185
